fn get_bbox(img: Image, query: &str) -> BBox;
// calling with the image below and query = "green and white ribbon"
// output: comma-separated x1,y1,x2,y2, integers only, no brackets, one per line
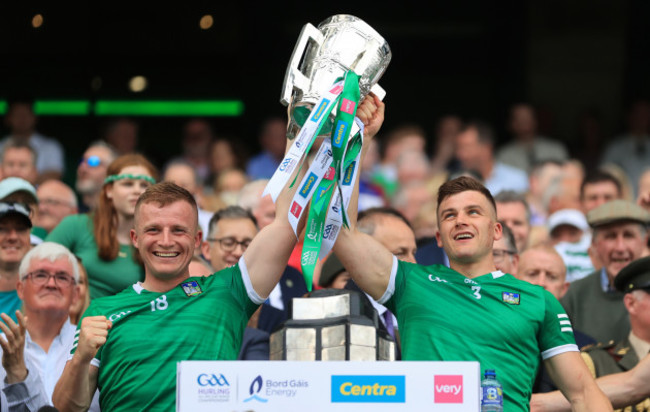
264,71,365,290
263,80,345,203
300,71,361,289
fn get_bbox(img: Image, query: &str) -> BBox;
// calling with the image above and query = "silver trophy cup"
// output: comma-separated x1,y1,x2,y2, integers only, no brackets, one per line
281,14,391,140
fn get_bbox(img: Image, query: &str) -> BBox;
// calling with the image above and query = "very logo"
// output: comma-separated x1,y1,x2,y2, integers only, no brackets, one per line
434,375,463,404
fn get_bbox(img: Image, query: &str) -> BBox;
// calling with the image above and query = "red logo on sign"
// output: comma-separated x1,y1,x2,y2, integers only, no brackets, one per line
340,98,356,114
434,375,463,404
324,167,335,180
291,202,303,218
330,85,343,94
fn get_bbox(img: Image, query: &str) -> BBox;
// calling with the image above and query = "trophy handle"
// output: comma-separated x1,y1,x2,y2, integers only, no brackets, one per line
281,23,324,106
370,84,387,101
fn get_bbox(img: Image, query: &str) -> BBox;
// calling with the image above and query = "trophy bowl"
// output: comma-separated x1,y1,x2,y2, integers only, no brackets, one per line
281,15,391,140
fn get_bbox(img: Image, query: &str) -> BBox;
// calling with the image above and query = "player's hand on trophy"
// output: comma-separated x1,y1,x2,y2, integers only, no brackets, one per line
357,93,385,140
0,311,28,383
75,316,112,363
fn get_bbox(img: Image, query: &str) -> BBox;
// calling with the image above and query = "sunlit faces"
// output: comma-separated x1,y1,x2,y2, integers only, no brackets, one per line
0,216,31,265
18,257,78,314
201,218,258,271
593,222,648,281
132,200,201,282
496,201,530,253
371,215,417,264
581,181,620,213
436,191,502,264
106,165,154,217
517,248,568,300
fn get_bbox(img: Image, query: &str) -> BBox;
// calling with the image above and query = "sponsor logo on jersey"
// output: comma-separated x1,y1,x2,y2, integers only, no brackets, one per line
558,314,573,333
310,99,330,123
197,373,230,387
502,291,520,305
108,310,132,322
333,120,349,148
428,274,448,283
299,172,318,198
434,375,463,404
342,161,356,186
181,280,202,297
340,98,356,114
291,202,303,218
331,375,405,403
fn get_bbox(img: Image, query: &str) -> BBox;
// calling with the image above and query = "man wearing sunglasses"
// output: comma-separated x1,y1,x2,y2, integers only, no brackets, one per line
0,202,32,323
0,242,99,410
75,141,117,212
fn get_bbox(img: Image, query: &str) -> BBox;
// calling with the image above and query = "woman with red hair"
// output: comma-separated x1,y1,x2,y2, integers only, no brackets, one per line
47,154,158,299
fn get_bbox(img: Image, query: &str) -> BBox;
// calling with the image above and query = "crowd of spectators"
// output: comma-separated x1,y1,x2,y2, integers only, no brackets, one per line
0,95,649,410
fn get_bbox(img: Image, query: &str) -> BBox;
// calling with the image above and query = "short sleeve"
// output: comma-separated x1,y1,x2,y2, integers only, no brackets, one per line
70,303,103,367
381,257,403,314
539,290,579,360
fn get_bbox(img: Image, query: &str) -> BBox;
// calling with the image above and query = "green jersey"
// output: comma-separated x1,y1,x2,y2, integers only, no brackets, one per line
46,214,144,299
381,259,577,412
71,260,261,411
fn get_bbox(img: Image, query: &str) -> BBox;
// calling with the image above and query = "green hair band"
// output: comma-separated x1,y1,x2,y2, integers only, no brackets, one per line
104,174,156,185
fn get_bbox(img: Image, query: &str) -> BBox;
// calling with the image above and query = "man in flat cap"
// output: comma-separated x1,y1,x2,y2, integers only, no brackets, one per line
562,200,650,343
532,256,650,411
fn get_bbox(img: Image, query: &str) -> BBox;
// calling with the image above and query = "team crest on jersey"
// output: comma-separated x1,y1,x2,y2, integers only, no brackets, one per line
502,292,520,305
181,280,203,297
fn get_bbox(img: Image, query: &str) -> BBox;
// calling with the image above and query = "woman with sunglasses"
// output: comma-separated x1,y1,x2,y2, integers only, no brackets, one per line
47,154,158,299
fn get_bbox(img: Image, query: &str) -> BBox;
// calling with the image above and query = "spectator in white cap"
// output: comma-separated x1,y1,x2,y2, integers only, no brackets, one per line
0,177,42,245
0,202,32,323
548,208,595,282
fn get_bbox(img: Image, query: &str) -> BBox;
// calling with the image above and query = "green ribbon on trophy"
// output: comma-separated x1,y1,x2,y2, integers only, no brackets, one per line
300,71,361,290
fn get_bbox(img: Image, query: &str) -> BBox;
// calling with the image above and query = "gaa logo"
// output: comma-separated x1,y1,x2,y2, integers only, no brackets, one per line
279,157,294,172
197,373,230,387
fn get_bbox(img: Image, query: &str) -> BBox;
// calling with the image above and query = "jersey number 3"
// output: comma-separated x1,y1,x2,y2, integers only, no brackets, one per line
471,286,482,300
150,295,169,311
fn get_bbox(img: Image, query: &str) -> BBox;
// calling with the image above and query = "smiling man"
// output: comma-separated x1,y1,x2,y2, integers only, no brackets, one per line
561,200,650,344
51,181,301,408
201,206,258,271
0,242,99,410
0,202,32,323
334,96,611,412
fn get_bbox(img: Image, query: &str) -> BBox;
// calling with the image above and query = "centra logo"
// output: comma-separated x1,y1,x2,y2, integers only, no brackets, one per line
299,173,318,198
333,120,348,148
342,162,356,186
310,99,330,123
331,375,405,403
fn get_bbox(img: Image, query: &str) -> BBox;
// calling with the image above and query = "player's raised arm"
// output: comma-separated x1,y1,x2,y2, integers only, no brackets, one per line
333,94,394,300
